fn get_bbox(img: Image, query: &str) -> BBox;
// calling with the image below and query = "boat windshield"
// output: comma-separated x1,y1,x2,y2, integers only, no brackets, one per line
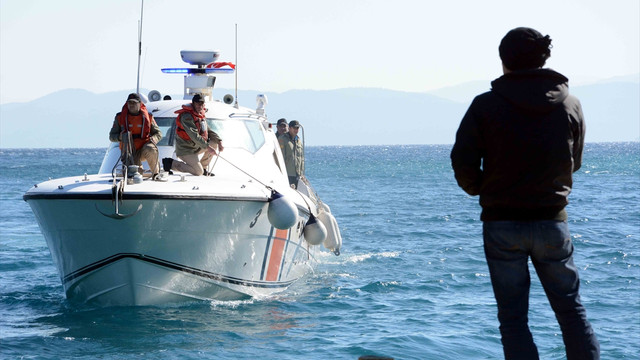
154,117,266,154
155,117,174,146
207,119,265,154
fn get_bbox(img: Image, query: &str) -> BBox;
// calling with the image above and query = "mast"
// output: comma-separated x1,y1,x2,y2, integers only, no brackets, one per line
136,0,144,94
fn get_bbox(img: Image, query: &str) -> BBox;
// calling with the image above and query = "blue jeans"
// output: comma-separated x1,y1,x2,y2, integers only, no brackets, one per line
483,220,600,360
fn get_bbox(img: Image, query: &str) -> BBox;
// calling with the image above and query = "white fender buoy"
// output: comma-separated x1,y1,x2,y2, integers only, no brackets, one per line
267,191,298,230
317,210,343,255
303,213,327,245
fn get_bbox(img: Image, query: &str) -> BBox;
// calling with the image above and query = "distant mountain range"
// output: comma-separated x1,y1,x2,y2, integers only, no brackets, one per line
1,76,638,148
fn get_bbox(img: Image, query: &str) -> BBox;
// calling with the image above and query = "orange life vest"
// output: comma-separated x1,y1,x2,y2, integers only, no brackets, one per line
117,102,153,150
175,104,208,142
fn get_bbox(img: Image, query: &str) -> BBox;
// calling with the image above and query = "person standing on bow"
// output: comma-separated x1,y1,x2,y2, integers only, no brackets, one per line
109,93,162,177
275,118,288,139
162,93,223,176
278,120,304,187
451,27,599,359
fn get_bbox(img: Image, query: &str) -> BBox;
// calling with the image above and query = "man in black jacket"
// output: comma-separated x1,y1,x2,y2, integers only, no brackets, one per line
451,27,599,359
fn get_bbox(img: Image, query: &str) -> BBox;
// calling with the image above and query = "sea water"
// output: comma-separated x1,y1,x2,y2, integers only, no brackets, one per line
1,143,638,359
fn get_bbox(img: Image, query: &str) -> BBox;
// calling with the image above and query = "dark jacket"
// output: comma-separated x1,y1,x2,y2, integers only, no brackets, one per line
450,69,585,221
174,111,222,157
278,132,304,178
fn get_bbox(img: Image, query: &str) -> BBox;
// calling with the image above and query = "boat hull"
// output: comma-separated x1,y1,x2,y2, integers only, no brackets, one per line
26,197,313,306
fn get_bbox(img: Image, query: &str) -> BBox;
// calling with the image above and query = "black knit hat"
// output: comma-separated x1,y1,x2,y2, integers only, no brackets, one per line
192,93,205,103
289,120,300,128
126,93,141,103
499,27,552,71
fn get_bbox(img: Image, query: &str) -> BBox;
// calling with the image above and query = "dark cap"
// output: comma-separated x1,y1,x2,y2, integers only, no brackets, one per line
499,27,552,71
289,120,300,128
277,118,287,125
192,93,205,103
126,93,141,103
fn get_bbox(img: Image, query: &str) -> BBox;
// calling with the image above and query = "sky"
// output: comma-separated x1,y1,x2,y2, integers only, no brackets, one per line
1,0,639,105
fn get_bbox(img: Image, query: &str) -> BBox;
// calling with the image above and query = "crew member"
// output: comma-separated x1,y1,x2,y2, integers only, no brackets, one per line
109,93,162,177
278,120,304,187
276,118,288,139
162,93,223,176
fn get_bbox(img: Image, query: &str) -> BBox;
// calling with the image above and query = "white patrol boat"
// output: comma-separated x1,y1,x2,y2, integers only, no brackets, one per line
23,50,342,306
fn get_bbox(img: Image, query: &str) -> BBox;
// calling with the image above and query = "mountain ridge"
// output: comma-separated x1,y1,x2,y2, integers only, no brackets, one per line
1,80,638,148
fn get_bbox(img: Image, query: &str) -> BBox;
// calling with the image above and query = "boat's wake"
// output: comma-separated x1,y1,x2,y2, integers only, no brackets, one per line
316,250,400,265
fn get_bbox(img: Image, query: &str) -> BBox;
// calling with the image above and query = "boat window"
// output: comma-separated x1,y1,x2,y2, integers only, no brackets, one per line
152,117,265,152
154,117,175,146
207,119,265,153
245,120,266,150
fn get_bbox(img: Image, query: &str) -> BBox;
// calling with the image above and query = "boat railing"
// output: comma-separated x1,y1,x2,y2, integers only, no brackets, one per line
229,112,267,121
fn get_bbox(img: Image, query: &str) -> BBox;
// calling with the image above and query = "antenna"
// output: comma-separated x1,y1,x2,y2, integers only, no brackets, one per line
234,23,239,109
136,0,144,94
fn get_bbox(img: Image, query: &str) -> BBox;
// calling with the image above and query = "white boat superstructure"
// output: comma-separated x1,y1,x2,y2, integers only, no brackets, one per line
23,50,342,306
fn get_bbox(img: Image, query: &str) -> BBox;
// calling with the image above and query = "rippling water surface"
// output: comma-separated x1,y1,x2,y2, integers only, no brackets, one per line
1,143,638,359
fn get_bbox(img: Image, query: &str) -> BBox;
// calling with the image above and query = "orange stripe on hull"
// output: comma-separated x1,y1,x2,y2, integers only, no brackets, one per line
266,229,288,281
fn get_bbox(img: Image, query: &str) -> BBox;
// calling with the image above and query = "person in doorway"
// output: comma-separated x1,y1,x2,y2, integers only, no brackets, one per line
162,93,223,176
450,27,600,359
109,93,162,177
278,120,304,187
276,118,288,139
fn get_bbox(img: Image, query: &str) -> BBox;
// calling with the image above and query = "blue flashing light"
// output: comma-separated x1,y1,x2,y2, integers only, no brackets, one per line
161,68,198,74
160,68,184,73
161,68,235,74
